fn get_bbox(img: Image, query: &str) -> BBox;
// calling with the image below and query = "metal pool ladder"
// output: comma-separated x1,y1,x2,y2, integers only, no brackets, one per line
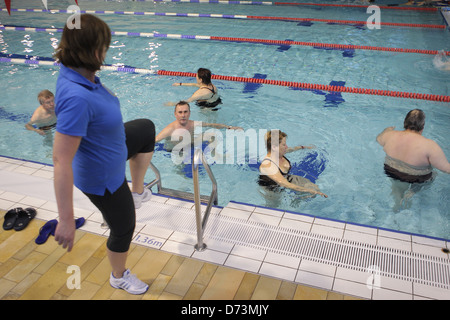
145,148,218,251
192,148,218,251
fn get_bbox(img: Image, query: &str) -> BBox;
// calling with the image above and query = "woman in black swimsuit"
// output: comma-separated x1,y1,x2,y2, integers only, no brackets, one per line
165,68,222,109
259,130,327,198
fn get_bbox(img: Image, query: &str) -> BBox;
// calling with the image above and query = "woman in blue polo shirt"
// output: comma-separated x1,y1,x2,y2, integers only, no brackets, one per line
53,14,154,295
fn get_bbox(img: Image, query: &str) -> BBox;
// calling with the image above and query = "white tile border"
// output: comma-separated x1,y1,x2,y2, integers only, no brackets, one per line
225,254,262,273
296,270,334,291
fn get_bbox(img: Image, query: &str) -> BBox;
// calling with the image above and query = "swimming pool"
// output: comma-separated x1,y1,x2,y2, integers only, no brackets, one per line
1,0,449,240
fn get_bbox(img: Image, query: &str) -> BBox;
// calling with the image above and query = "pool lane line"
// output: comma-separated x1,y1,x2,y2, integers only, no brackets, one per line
0,8,445,29
1,53,449,103
150,0,439,11
3,25,449,57
157,70,450,102
246,16,445,29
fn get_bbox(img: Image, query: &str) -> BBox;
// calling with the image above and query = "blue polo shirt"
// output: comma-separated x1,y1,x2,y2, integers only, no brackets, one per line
55,64,127,196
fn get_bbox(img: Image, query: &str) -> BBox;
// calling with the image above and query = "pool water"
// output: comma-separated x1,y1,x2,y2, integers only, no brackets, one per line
1,0,449,239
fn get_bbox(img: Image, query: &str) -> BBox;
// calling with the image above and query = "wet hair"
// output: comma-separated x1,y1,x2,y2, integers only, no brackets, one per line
404,109,425,132
37,90,54,104
197,68,212,85
175,100,190,112
265,130,287,151
54,14,111,72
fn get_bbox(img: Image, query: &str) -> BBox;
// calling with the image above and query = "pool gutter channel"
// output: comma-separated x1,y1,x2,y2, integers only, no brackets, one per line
137,201,450,291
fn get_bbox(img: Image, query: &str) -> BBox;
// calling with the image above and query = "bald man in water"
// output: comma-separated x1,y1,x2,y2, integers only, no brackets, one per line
377,109,450,210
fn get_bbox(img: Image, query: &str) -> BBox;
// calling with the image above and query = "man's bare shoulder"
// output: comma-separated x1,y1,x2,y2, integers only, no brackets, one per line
424,137,441,149
411,133,435,146
31,105,46,118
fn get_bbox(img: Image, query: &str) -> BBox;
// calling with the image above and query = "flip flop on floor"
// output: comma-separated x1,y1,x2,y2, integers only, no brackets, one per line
50,217,86,236
2,207,22,230
35,219,58,245
14,208,37,231
75,217,86,229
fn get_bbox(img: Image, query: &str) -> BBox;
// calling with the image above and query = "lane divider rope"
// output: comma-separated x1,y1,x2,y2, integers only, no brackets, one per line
246,15,445,28
157,70,450,102
274,2,438,11
3,25,449,56
149,0,439,11
0,8,445,29
1,54,448,102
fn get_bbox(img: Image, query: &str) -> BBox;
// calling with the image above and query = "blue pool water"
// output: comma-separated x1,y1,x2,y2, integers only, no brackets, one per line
1,0,449,239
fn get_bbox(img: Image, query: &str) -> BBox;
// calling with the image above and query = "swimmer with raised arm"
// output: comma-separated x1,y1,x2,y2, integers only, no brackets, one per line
156,101,242,149
165,68,222,109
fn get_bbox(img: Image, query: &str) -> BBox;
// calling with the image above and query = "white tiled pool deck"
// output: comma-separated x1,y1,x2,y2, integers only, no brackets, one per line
0,155,449,300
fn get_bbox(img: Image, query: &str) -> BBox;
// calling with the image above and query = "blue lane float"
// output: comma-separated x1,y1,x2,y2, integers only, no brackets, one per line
247,150,328,184
243,73,267,96
289,80,346,107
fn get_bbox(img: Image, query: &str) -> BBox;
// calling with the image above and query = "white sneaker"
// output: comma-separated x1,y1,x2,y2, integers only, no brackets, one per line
110,269,149,295
132,188,152,209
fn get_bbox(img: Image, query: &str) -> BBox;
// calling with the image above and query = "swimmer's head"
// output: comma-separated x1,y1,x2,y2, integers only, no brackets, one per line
265,129,287,151
55,14,112,72
404,109,425,132
175,100,190,112
38,90,55,110
37,90,54,104
197,68,212,85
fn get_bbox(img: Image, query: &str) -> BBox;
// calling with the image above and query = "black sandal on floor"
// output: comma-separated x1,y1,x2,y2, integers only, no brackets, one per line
2,207,21,231
14,208,37,231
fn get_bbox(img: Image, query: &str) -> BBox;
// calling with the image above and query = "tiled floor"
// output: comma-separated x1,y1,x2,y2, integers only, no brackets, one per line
1,214,359,300
0,155,449,300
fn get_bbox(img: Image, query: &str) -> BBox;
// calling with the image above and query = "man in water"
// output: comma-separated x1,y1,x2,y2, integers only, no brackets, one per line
377,109,450,211
156,100,242,146
25,90,57,135
156,101,242,164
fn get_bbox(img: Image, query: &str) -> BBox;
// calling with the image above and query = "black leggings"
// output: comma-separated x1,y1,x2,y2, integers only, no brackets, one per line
84,118,155,253
125,118,155,159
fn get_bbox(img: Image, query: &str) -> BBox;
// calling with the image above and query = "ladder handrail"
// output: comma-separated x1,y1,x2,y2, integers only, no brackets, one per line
144,153,218,251
192,148,218,251
145,162,162,193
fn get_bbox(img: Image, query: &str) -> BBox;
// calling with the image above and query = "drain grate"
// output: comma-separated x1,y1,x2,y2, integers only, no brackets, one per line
138,202,450,289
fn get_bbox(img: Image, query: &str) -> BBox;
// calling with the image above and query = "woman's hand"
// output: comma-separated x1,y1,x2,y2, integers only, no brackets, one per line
54,219,76,252
315,190,328,198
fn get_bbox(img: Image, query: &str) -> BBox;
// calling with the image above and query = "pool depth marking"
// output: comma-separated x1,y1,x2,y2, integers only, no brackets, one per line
2,25,449,57
0,8,445,29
